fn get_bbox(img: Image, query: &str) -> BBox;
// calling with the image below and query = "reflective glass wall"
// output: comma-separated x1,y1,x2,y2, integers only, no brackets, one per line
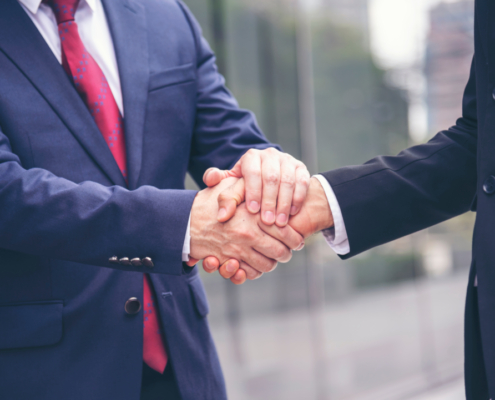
183,0,474,398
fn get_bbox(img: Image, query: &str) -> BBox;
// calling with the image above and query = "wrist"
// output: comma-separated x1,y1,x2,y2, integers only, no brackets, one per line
189,192,211,261
308,177,334,233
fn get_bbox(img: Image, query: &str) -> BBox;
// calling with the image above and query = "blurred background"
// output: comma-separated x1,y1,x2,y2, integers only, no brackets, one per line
183,0,475,398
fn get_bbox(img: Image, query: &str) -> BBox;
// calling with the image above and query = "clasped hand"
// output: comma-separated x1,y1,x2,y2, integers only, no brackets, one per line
189,177,304,281
189,148,333,284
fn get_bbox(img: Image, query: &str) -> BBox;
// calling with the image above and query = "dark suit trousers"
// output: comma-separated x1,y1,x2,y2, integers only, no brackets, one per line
140,363,182,400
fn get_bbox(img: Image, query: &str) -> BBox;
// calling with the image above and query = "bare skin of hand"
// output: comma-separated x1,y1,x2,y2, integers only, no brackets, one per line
190,177,304,284
202,177,333,282
203,148,310,226
286,177,334,238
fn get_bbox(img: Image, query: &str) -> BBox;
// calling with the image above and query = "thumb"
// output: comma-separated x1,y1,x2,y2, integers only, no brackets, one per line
217,178,246,222
203,168,236,188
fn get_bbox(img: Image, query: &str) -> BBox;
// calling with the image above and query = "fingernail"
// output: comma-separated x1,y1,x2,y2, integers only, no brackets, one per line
276,213,287,225
218,208,227,220
290,206,298,215
263,211,275,223
226,262,236,273
296,242,305,251
249,201,260,212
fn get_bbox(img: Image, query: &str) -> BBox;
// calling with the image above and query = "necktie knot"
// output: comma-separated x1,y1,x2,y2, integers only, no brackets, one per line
44,0,80,24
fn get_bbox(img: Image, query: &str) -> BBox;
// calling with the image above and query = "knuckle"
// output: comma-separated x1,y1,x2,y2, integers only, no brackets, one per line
239,227,254,241
246,148,259,157
267,260,278,272
263,200,277,209
259,261,272,274
292,193,305,205
277,202,291,212
297,175,310,188
254,271,264,280
248,169,262,180
264,173,280,186
275,246,288,260
280,174,295,187
247,268,262,280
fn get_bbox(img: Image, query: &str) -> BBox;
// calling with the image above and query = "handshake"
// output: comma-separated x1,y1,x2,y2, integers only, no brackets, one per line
187,148,335,285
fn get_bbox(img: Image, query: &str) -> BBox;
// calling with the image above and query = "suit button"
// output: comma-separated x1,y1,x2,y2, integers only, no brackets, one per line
125,298,141,315
119,257,131,266
131,258,142,267
142,257,154,268
492,88,495,101
483,176,495,194
109,256,119,264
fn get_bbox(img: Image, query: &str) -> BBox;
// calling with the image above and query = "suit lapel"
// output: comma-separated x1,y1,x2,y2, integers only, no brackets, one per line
102,0,149,190
0,0,127,187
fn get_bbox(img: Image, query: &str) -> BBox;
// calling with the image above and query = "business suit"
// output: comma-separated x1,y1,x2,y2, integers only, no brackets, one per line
320,0,494,398
0,0,278,399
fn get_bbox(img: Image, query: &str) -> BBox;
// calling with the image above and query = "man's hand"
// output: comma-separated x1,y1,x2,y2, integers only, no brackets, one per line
287,177,334,237
190,177,305,283
203,148,310,227
203,177,333,283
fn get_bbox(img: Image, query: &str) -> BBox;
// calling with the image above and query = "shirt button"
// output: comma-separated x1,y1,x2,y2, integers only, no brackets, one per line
125,298,141,315
483,176,495,194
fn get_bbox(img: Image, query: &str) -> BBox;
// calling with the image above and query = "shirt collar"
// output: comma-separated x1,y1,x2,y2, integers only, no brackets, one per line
18,0,96,15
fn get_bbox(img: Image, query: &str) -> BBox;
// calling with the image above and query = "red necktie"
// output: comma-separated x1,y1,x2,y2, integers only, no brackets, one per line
46,0,168,374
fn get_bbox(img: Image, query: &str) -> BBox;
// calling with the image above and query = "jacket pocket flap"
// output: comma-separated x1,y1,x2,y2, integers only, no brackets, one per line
0,300,63,350
149,63,196,92
188,275,209,318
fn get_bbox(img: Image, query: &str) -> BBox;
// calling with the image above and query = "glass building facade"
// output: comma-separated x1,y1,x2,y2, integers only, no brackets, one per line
183,0,474,398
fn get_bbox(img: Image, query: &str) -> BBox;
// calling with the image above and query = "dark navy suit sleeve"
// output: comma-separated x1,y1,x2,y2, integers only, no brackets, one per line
321,57,478,259
177,1,281,188
0,127,196,276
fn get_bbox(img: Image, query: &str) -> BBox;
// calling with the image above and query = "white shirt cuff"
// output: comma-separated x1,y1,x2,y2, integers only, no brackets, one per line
182,213,192,262
314,175,350,255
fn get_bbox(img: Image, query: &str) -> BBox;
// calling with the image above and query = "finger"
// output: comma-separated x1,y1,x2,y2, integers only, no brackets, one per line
203,168,236,188
252,235,292,264
275,158,296,227
218,259,240,279
243,249,278,274
186,257,200,267
241,150,262,214
239,261,264,280
217,178,246,222
202,257,220,273
291,166,311,215
230,269,247,285
260,153,281,225
259,222,304,251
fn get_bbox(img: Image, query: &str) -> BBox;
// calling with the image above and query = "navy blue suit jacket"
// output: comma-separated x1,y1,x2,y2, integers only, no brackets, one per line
321,0,493,398
0,0,278,399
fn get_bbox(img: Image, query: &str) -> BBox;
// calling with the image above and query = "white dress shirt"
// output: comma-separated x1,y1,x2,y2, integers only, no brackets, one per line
19,0,192,262
20,0,342,263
